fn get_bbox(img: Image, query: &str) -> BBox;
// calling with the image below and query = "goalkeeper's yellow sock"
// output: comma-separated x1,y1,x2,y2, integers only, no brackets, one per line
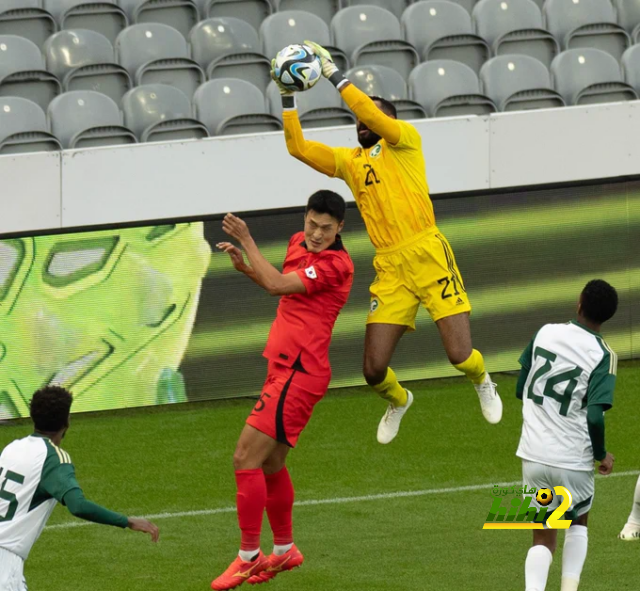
454,349,486,385
371,367,408,407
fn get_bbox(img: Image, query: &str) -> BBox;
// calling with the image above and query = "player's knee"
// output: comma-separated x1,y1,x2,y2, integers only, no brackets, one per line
446,346,471,366
233,445,254,470
363,360,386,386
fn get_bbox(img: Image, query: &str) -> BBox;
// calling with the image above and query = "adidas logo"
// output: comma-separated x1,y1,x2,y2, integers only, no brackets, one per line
456,297,464,305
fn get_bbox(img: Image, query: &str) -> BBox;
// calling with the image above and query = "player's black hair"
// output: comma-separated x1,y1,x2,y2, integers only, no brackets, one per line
30,386,73,432
306,190,346,223
369,95,397,119
580,279,618,324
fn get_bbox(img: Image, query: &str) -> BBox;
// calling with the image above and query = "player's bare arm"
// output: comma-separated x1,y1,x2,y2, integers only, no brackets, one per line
220,213,306,296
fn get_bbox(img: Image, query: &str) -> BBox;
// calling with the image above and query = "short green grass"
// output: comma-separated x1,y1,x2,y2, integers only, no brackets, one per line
2,362,639,591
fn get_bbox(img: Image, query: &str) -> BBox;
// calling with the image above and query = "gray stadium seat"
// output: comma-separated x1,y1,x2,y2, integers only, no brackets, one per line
346,64,426,119
194,78,282,135
122,83,209,141
332,6,419,80
0,2,56,48
267,77,355,127
190,17,260,70
551,48,638,105
0,35,61,110
48,90,137,148
43,0,128,43
402,1,490,74
544,0,630,61
44,29,132,104
409,59,496,117
119,0,199,38
206,49,271,92
116,23,205,99
446,0,481,13
0,97,61,153
614,0,640,40
341,0,411,21
472,0,559,68
205,0,272,31
621,44,640,95
274,0,338,27
480,54,564,111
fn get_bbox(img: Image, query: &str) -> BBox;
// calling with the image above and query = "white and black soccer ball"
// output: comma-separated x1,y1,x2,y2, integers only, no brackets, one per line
274,44,322,92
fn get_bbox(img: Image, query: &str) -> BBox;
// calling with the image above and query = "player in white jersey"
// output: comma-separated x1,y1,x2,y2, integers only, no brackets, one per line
618,475,640,540
0,386,159,591
516,279,618,591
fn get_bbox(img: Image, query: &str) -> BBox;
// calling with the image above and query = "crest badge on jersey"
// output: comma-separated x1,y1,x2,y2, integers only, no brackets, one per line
370,144,382,158
305,266,317,279
370,298,379,313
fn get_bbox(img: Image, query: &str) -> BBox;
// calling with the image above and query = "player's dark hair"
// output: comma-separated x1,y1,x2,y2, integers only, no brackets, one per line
369,95,397,119
580,279,618,324
306,190,346,223
30,386,73,432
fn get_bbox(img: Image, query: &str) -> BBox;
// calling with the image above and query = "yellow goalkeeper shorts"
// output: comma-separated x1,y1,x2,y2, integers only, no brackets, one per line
367,226,472,330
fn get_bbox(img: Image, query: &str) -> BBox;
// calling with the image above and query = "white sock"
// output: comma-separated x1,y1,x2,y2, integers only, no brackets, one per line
238,549,259,562
629,475,640,526
561,525,588,590
273,543,293,556
525,545,553,591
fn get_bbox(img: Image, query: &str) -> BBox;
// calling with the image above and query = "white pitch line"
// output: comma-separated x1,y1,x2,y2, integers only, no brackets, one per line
45,470,640,531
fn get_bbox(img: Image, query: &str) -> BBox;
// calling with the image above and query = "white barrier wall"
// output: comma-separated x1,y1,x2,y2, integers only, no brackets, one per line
3,101,640,235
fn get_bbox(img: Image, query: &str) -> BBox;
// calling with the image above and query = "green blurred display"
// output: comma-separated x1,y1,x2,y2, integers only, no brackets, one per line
1,180,639,418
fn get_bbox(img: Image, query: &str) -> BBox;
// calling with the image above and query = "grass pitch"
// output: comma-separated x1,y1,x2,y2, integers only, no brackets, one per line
2,362,639,591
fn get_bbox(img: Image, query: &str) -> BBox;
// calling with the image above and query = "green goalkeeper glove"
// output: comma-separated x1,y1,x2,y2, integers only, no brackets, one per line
270,58,296,109
304,40,349,89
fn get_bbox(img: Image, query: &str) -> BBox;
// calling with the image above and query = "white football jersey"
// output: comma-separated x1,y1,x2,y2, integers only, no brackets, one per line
516,321,616,471
0,434,76,560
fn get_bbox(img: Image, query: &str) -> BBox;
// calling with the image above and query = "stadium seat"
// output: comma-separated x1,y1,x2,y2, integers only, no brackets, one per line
43,0,128,44
341,0,411,21
48,90,137,148
614,0,640,40
119,0,199,38
206,49,271,92
544,0,630,61
332,6,419,80
480,54,564,111
116,23,205,100
0,1,56,48
0,35,61,111
204,0,272,32
346,64,426,120
409,59,496,117
621,44,640,95
274,0,339,27
122,83,209,141
551,48,638,105
44,30,132,105
402,1,490,74
0,96,61,154
472,0,559,68
267,78,355,127
446,0,481,13
260,11,328,59
191,17,260,70
194,78,282,135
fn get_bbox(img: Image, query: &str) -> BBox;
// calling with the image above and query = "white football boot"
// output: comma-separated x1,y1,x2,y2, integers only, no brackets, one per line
474,373,502,424
377,390,413,444
618,522,640,541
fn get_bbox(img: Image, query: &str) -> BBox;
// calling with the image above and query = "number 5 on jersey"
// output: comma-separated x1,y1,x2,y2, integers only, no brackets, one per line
0,467,25,523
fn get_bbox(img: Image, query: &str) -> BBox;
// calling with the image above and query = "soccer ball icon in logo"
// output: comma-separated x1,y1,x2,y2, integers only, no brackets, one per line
274,44,322,92
536,488,554,507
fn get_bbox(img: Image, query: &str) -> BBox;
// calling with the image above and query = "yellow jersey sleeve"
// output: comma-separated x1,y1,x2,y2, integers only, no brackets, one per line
283,109,337,177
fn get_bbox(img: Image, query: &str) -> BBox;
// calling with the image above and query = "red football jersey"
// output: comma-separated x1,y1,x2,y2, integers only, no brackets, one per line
263,232,354,376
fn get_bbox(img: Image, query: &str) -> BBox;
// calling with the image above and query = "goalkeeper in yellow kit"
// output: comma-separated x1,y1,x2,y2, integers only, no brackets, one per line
273,42,503,444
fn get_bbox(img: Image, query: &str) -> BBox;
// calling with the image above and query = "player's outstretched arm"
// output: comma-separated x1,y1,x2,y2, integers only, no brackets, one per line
271,60,337,177
587,404,614,475
305,41,402,146
222,213,306,296
62,488,160,541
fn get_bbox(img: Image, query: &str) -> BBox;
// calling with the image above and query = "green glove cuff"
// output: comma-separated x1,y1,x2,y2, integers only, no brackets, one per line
281,95,296,110
328,71,349,89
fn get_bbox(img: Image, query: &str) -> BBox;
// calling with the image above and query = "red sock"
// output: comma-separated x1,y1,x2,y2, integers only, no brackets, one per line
235,469,267,551
265,467,294,546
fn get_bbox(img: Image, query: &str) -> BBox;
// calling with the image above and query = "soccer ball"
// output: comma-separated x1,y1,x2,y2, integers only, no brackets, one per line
274,44,322,92
536,488,554,506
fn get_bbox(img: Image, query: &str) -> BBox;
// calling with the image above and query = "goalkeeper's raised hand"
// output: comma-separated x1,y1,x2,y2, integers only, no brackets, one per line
304,40,349,90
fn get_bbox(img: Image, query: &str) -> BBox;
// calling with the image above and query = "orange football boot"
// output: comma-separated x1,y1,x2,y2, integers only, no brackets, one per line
211,551,268,590
247,545,304,585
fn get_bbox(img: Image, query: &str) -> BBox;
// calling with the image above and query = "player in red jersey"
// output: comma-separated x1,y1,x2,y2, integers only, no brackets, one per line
211,190,354,590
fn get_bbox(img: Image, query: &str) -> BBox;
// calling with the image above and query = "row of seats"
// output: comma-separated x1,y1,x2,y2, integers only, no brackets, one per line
2,45,640,155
